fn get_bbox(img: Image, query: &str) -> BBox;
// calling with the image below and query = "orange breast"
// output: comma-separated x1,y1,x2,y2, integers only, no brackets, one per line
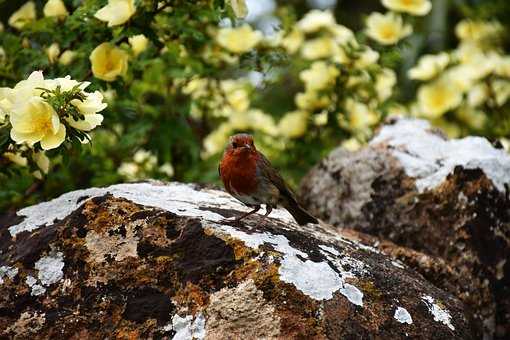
220,150,258,195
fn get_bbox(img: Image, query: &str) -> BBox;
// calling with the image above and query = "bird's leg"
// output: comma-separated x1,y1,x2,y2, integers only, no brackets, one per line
220,206,260,226
259,205,273,225
234,205,261,222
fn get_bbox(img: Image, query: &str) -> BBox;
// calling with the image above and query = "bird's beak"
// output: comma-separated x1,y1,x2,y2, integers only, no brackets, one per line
244,144,251,149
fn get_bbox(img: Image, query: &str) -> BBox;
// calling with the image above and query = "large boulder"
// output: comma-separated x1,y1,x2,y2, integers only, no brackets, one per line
0,182,478,339
300,118,510,339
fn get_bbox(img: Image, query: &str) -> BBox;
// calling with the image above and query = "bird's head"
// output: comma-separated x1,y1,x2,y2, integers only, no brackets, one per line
225,133,257,155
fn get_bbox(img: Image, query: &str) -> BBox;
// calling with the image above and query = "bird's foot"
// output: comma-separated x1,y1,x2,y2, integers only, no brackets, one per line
219,218,245,227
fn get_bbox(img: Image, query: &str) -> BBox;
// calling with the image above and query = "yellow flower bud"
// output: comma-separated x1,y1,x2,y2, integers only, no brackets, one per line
90,43,129,82
43,0,69,19
46,43,60,64
128,34,149,57
3,152,28,167
58,50,77,65
8,1,36,30
94,0,136,27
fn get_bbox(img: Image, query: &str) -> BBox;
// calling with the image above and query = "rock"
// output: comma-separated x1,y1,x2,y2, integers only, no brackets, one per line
0,181,478,339
300,118,510,339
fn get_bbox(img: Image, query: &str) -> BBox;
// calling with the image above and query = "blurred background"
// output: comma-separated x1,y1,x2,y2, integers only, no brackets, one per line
0,0,509,214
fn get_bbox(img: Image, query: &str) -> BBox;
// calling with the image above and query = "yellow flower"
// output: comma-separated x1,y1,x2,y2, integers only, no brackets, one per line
228,109,278,136
467,83,488,107
9,97,66,150
299,61,339,91
295,91,330,111
455,20,503,44
1,71,46,109
94,0,136,27
365,12,412,45
495,56,510,78
220,80,250,112
43,0,69,18
68,91,106,131
128,34,149,57
281,29,304,54
297,10,336,33
341,138,362,152
216,25,262,54
8,1,36,30
203,123,233,157
408,53,449,80
48,75,107,131
354,47,379,68
417,78,462,118
278,111,309,138
34,151,50,174
59,50,77,65
381,0,431,16
159,163,174,177
3,152,28,167
375,68,396,101
443,64,489,93
329,24,355,45
228,0,248,18
46,43,60,64
344,99,380,131
118,162,140,180
314,111,328,126
90,43,129,82
301,37,339,60
493,80,510,106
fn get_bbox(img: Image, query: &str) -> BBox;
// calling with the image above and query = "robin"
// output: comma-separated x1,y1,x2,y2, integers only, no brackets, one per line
219,133,318,225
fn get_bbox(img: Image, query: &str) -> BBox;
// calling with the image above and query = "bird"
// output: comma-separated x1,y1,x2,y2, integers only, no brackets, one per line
219,133,318,225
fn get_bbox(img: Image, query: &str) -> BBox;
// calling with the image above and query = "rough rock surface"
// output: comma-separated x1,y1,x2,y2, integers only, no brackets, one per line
300,118,510,339
0,181,478,339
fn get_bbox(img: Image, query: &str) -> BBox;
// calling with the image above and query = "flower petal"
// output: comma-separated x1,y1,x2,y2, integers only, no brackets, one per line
40,123,66,150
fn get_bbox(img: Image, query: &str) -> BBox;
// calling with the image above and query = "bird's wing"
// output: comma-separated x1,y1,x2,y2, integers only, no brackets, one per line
256,151,298,203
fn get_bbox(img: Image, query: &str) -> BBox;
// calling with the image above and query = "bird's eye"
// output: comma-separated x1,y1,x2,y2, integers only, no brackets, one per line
232,142,238,148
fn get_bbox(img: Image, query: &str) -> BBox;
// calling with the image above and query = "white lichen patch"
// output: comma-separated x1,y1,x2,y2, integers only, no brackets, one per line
9,182,294,236
26,275,46,296
391,260,405,269
339,283,364,306
0,265,19,284
217,224,364,304
35,252,64,286
394,306,413,324
319,244,340,256
371,118,510,193
421,295,455,331
171,313,205,340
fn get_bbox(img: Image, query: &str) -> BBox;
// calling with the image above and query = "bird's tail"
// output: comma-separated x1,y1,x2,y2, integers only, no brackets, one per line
282,199,318,225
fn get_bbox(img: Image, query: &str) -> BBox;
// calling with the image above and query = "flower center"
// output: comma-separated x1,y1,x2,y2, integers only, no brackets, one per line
380,25,397,40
